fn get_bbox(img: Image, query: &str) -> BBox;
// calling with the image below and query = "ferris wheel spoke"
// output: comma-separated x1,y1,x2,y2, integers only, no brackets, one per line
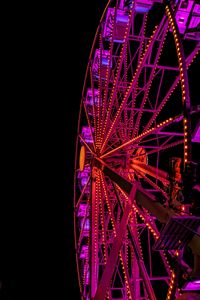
98,182,108,264
96,34,106,148
91,169,101,297
127,224,157,300
100,8,134,146
101,17,169,153
101,135,124,160
100,116,175,159
102,112,186,160
142,45,200,134
95,157,174,224
100,172,119,231
129,14,148,140
101,176,135,298
124,12,148,84
89,66,98,147
101,7,117,131
138,133,182,155
134,133,174,150
132,24,169,138
119,250,135,299
94,184,137,300
96,178,157,300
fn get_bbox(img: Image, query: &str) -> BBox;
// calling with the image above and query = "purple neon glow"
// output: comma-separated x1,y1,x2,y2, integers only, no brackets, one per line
80,245,89,259
175,0,200,39
135,2,152,13
124,0,155,11
103,8,129,42
192,121,200,143
182,280,200,292
81,126,94,144
86,88,99,106
77,165,90,179
92,49,111,79
80,218,90,231
77,165,91,191
77,204,89,217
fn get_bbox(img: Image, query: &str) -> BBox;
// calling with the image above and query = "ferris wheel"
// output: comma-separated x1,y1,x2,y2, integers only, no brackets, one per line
74,0,200,299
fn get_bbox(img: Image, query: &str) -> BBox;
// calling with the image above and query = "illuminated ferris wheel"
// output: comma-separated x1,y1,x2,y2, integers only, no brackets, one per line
74,0,200,299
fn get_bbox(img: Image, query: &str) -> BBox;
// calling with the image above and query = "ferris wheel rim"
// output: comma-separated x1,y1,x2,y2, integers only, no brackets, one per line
74,1,199,299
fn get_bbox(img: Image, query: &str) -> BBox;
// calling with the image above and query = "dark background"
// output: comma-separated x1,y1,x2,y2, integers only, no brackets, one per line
0,1,108,299
0,1,198,299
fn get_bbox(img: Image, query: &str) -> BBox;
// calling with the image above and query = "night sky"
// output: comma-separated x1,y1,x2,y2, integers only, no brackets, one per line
0,1,108,299
0,1,199,299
